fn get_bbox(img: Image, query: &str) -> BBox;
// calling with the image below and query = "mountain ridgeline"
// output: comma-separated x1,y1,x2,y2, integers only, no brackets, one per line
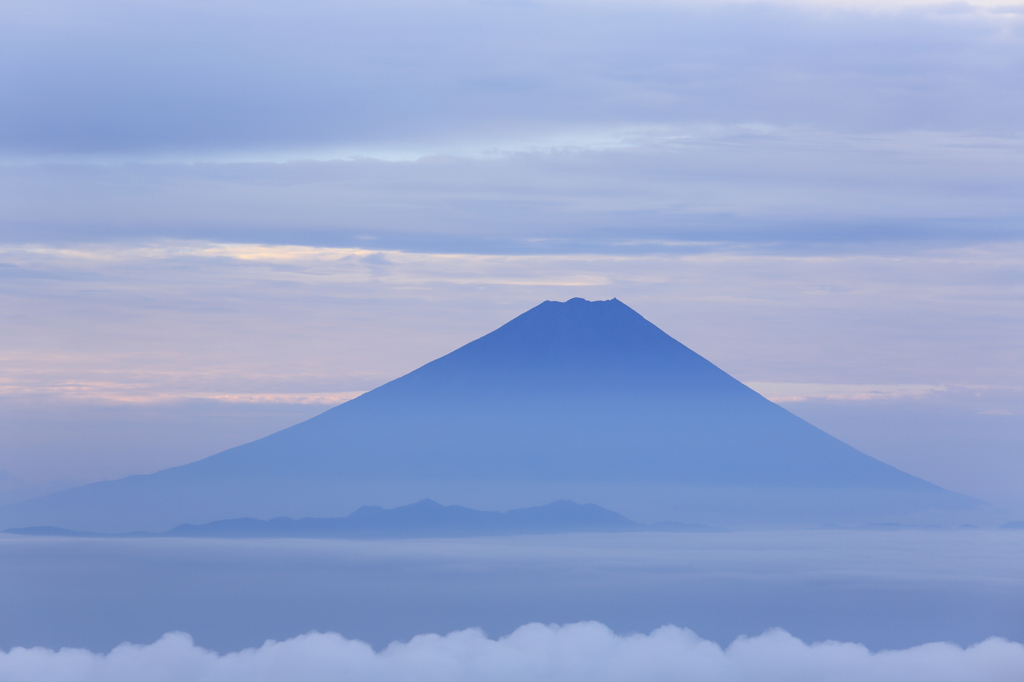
0,298,980,532
7,499,720,539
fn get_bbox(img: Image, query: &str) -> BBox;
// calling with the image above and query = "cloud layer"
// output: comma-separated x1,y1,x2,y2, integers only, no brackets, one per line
4,240,1020,399
3,0,1022,160
5,129,1024,250
2,622,1021,682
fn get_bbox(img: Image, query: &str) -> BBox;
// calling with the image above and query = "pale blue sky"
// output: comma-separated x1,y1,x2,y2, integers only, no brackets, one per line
0,0,1021,510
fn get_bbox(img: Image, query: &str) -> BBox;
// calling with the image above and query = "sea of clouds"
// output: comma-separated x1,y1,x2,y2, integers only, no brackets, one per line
2,622,1022,682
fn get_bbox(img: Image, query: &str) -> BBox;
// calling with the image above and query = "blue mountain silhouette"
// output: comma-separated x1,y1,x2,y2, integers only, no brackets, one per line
7,499,709,538
0,298,979,531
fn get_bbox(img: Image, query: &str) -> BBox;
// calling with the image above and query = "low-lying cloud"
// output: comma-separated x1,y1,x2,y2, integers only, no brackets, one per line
1,622,1021,682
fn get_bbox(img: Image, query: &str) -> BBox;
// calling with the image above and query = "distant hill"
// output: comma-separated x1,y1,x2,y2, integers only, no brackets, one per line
0,298,981,532
4,499,722,539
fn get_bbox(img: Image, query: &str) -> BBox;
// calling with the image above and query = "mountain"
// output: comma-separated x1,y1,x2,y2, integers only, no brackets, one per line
6,499,694,539
0,298,980,531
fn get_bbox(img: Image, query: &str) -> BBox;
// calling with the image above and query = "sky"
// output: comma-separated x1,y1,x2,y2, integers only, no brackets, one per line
0,0,1022,511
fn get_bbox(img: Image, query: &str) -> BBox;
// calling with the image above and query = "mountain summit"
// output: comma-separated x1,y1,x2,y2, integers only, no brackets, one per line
1,298,978,531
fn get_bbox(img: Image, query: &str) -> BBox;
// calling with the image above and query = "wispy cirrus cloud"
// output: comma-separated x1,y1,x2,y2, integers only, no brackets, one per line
2,239,1021,405
749,382,950,402
4,129,1023,251
3,0,1022,162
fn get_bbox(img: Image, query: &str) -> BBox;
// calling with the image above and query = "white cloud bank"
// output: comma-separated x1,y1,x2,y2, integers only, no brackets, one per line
1,623,1021,682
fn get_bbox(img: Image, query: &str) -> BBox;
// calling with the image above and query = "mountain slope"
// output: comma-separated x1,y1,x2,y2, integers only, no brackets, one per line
0,298,979,531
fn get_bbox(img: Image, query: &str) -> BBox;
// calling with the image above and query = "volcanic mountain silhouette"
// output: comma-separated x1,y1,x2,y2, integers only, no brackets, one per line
0,298,979,531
